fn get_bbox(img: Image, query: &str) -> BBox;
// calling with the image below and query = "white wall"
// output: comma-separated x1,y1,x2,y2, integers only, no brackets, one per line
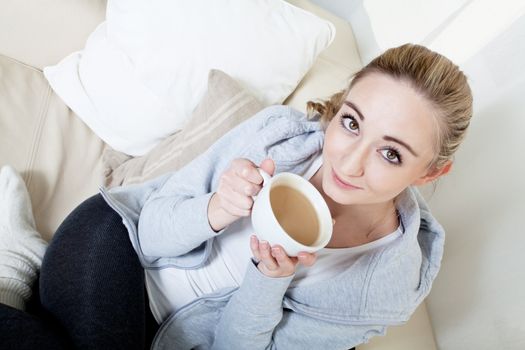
422,15,525,349
311,1,525,349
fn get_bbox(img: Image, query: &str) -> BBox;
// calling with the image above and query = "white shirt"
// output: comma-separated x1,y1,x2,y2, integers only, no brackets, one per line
145,153,403,323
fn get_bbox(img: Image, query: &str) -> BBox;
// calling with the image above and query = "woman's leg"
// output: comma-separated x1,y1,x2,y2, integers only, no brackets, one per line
0,297,69,349
38,193,156,350
1,165,157,349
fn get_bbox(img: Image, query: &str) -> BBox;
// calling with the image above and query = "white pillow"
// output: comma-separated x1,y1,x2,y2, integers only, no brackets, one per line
43,0,335,156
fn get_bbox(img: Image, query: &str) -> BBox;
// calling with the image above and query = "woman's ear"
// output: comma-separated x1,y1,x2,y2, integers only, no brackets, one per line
412,160,453,186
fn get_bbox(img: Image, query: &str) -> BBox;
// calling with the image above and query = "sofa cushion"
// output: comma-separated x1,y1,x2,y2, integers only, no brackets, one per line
0,54,105,241
358,303,437,350
102,69,264,188
0,0,106,70
284,0,363,110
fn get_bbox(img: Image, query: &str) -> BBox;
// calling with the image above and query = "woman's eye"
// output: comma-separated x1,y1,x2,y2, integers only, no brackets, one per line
380,148,403,165
341,115,359,132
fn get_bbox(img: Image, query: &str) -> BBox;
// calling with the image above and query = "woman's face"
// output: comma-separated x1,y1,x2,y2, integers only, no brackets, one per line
320,72,441,205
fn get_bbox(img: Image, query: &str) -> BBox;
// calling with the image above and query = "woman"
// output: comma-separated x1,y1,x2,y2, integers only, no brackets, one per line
0,44,472,349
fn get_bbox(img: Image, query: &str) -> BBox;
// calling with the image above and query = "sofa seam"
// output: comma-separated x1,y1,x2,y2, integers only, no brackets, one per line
0,53,43,73
24,84,52,187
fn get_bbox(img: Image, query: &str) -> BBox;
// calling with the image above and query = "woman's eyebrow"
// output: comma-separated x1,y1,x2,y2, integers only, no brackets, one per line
383,136,419,157
343,100,419,157
343,101,365,121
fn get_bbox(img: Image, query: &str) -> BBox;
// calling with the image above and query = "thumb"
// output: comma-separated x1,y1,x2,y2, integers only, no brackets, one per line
260,158,275,176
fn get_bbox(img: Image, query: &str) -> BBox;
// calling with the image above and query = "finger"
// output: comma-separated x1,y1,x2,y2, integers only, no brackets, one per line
231,159,263,184
250,235,261,262
219,193,251,217
297,252,317,267
259,158,276,177
218,183,254,210
271,246,297,271
239,166,265,186
259,240,278,271
223,174,261,197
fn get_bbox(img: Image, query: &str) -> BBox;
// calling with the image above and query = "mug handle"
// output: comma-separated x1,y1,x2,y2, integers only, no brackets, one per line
251,168,272,202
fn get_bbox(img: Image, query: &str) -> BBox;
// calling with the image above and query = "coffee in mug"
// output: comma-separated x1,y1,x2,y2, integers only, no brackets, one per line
251,169,332,256
270,185,320,246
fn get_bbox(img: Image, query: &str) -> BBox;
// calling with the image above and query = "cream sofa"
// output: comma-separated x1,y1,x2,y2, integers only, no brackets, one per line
0,0,437,348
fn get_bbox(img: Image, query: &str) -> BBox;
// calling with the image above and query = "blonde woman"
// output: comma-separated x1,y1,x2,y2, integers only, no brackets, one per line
0,44,473,349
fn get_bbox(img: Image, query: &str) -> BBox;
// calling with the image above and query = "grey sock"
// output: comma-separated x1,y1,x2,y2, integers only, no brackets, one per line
0,166,48,310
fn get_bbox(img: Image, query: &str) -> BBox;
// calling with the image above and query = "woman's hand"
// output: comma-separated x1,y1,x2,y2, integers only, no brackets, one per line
208,158,275,232
250,235,317,278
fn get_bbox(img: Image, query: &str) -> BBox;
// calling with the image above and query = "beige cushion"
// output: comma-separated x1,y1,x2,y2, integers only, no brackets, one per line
102,70,264,188
0,54,106,241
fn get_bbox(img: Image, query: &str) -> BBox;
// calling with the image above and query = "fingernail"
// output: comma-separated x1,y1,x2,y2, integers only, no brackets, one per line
271,247,280,256
260,241,269,249
244,186,252,195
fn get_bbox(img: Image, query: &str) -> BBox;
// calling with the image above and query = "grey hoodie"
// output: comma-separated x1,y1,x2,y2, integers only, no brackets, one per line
99,105,445,349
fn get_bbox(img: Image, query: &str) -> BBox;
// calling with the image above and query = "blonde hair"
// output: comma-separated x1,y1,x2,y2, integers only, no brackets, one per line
307,43,473,170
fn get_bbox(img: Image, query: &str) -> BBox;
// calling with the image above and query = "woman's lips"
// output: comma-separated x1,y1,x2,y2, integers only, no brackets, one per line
331,168,362,190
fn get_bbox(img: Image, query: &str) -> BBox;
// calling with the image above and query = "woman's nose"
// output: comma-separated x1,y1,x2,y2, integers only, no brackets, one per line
340,143,367,177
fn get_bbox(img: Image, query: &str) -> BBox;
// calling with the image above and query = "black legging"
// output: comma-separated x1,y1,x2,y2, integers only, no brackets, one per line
0,194,158,349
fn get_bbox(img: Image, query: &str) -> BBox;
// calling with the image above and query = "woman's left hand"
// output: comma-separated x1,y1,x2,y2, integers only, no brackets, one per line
250,235,317,278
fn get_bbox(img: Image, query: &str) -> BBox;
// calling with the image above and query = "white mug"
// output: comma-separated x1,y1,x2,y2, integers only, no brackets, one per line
251,169,333,256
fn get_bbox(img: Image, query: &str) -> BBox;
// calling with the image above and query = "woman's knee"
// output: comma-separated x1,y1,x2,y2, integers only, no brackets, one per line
41,193,131,277
40,192,140,292
51,194,124,247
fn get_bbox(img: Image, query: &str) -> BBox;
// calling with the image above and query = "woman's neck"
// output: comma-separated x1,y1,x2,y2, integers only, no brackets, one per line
327,196,398,247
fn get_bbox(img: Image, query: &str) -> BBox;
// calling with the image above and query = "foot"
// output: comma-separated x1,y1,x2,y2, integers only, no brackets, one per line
0,165,47,310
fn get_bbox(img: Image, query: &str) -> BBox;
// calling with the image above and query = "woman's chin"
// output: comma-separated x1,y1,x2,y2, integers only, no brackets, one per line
323,182,358,206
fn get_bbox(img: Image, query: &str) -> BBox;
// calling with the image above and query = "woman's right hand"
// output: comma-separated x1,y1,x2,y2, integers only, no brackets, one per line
207,158,275,232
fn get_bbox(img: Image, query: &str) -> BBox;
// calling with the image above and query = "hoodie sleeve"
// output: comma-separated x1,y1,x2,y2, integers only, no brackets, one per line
211,260,294,349
137,106,301,257
212,261,387,349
